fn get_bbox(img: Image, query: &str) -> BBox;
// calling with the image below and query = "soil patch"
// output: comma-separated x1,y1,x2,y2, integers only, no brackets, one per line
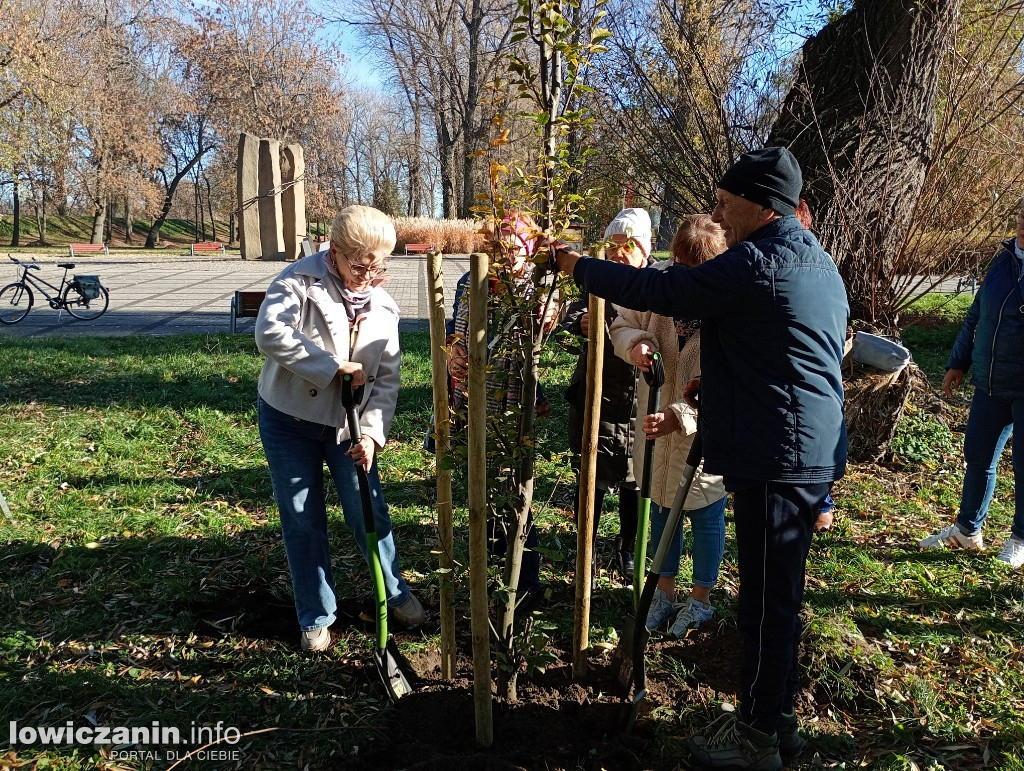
341,627,746,770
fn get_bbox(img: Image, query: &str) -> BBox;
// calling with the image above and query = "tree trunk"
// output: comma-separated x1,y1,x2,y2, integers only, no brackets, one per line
54,167,68,216
194,178,202,242
146,148,207,249
439,137,458,219
36,188,47,245
91,196,106,244
410,95,424,217
657,184,679,252
206,175,217,242
10,173,20,248
767,0,961,324
124,195,133,245
229,211,236,246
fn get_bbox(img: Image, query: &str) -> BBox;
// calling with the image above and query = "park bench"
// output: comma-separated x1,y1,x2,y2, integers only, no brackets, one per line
68,243,109,258
230,290,267,333
191,241,226,256
404,243,433,255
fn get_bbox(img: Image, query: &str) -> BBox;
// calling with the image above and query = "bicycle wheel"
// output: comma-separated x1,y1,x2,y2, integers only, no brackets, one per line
62,284,109,320
0,282,33,324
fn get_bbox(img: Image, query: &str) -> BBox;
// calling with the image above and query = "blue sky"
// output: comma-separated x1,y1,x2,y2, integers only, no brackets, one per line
336,27,384,90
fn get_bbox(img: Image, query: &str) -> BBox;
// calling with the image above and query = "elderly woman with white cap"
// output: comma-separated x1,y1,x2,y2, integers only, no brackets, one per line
563,208,653,584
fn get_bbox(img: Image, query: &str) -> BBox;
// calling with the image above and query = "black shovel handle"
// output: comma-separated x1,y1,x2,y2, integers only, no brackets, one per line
642,350,665,390
630,403,702,713
341,375,375,536
639,352,664,498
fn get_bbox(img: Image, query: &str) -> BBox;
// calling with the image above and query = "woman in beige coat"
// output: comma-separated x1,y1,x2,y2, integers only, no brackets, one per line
609,214,728,635
256,205,424,652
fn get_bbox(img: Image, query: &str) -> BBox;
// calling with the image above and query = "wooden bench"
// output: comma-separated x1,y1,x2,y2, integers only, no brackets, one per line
68,243,109,258
191,241,226,256
404,243,433,255
230,290,267,333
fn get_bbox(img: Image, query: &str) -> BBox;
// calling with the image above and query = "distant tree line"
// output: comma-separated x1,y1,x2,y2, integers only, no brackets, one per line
3,0,1023,322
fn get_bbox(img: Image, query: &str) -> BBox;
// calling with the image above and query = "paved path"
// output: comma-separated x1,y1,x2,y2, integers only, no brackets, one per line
0,252,470,338
0,252,971,339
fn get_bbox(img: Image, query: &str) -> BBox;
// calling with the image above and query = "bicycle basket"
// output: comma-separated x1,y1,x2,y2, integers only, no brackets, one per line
74,275,102,300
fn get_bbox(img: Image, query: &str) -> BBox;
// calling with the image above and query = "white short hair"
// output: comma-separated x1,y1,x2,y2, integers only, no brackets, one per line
330,205,396,258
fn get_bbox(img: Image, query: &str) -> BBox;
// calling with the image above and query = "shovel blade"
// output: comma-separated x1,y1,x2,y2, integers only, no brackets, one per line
374,642,412,702
620,687,647,733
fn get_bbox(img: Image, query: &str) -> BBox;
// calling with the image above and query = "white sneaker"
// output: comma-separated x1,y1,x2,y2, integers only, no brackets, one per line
301,626,330,652
996,537,1024,568
919,524,984,551
668,596,715,636
645,589,680,631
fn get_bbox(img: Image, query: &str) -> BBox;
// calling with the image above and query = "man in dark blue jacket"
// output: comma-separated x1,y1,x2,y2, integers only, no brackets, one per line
551,147,848,769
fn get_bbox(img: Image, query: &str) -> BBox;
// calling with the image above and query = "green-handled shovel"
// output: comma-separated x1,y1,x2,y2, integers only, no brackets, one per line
633,352,665,605
610,352,664,679
341,374,412,703
619,416,703,733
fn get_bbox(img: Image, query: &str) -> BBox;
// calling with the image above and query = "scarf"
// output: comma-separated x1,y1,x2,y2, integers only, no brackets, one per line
324,252,373,326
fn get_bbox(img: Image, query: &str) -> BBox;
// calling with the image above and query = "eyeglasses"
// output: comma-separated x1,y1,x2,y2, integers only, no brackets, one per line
607,239,640,253
335,248,387,278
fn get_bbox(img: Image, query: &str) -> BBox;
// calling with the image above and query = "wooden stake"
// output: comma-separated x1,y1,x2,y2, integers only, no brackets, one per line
467,252,494,746
573,248,604,679
426,250,456,680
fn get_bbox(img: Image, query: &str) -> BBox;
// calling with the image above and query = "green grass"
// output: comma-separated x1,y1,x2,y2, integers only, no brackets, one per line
0,215,238,251
1,309,1023,769
900,292,975,380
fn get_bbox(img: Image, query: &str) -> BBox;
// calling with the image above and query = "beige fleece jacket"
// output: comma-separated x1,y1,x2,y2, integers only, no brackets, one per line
255,253,400,448
608,263,726,511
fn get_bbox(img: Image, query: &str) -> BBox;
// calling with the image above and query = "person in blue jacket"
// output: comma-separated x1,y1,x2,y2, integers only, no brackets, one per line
549,147,848,770
920,196,1024,569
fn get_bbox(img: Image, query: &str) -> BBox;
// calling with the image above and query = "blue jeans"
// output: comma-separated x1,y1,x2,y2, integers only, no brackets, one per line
648,497,726,588
258,398,411,630
957,389,1024,540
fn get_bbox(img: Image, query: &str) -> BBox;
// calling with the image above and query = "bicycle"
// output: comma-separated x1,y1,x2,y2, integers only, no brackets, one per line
0,255,110,324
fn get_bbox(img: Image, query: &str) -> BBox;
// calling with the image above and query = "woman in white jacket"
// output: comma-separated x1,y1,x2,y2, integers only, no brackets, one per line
609,214,728,635
255,205,424,652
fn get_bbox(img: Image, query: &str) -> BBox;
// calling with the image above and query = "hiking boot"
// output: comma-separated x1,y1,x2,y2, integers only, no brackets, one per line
301,626,330,652
668,596,715,636
688,709,782,770
391,592,426,628
778,711,807,757
618,548,635,586
996,536,1024,568
645,588,679,631
919,524,983,551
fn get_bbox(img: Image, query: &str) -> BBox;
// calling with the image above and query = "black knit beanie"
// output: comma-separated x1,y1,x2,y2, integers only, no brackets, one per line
718,147,802,216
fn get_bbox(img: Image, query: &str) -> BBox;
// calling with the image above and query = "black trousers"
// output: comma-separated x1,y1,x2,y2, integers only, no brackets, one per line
575,484,640,552
733,480,830,734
